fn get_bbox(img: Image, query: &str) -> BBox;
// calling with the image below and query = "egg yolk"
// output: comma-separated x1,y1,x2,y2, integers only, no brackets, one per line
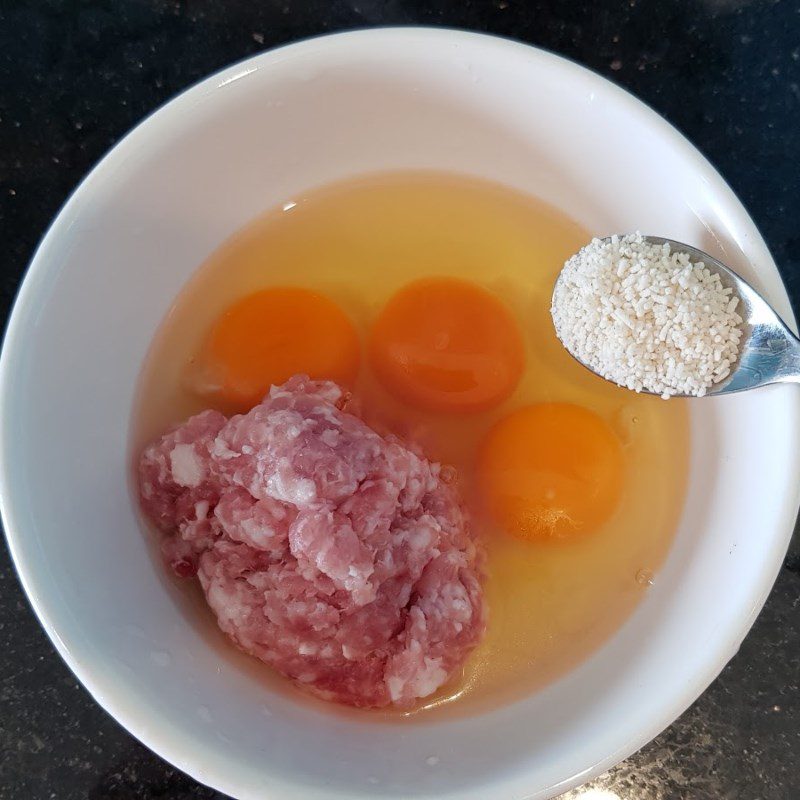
478,403,624,540
369,278,525,413
197,287,359,410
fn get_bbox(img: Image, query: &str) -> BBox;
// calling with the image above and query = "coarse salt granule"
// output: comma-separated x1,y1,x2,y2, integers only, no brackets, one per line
551,233,744,398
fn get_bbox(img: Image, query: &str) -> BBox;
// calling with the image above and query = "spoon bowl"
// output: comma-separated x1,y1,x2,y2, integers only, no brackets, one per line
557,235,800,397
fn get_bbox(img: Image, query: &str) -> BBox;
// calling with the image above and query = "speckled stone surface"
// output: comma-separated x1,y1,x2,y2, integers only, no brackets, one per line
0,2,798,799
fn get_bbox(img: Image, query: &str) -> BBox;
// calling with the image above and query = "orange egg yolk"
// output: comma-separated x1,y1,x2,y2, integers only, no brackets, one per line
197,287,359,410
478,403,624,540
368,277,525,413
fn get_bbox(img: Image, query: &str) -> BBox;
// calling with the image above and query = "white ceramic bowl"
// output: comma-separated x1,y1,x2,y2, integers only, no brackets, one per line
2,28,798,800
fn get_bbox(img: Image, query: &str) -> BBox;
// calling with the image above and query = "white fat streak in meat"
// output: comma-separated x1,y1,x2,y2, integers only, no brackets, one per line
210,438,238,461
194,500,210,519
320,428,341,448
386,657,447,702
240,516,277,549
169,443,205,488
386,676,405,702
412,658,448,698
266,462,317,505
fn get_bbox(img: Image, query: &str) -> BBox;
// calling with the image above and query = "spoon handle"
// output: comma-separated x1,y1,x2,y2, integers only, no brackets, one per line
724,320,800,393
771,331,800,385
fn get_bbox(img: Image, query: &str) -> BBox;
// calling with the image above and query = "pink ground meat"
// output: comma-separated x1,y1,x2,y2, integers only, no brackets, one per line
138,375,486,708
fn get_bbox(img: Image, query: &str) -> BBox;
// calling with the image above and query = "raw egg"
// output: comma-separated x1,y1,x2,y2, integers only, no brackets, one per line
478,403,624,540
196,287,359,410
369,277,525,413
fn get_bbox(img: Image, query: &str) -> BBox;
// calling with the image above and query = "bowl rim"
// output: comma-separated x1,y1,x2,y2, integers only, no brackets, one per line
2,26,799,800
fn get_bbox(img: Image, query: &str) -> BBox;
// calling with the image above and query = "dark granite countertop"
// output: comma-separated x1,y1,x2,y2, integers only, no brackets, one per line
1,2,798,798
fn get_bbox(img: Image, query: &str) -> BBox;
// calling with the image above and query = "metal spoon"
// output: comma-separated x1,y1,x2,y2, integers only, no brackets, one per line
557,236,800,397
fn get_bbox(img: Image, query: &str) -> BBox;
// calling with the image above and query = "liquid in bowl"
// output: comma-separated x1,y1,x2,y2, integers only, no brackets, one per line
133,171,688,716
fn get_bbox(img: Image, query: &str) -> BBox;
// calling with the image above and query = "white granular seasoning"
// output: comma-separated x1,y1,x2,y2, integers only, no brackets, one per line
551,233,744,398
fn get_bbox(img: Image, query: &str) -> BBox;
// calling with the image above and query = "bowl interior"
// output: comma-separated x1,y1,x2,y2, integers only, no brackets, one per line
2,29,798,800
